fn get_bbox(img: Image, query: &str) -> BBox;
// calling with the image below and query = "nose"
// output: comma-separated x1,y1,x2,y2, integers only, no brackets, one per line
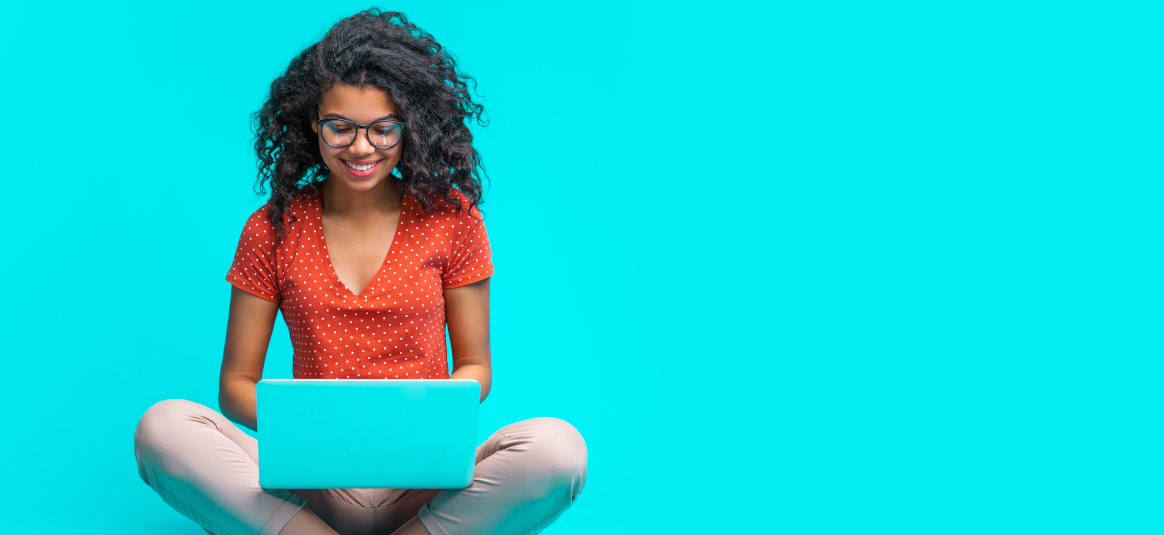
348,127,376,155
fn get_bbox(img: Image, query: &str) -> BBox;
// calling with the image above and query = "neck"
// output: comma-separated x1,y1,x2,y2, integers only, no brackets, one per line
321,175,404,216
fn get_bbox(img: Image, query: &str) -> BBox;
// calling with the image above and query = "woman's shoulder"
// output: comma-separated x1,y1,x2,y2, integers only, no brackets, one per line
412,188,482,222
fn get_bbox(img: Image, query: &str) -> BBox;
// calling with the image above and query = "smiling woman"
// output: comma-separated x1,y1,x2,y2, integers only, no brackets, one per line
131,8,587,535
251,9,488,245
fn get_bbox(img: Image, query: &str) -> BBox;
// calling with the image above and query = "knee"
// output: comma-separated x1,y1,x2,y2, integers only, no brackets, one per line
134,399,211,479
518,417,588,500
135,399,203,445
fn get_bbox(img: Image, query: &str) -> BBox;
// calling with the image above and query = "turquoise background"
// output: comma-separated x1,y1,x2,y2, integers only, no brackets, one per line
1,1,1160,533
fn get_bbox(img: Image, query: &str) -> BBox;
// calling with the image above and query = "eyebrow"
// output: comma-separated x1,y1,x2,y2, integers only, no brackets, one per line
322,112,401,122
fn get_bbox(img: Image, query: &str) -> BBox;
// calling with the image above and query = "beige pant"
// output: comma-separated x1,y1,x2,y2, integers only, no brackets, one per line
134,399,587,535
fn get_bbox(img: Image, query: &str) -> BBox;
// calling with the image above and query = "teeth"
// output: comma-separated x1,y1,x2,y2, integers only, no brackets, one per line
344,160,379,171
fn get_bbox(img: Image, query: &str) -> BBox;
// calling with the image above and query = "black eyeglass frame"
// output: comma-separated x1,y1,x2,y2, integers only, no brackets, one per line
316,118,406,149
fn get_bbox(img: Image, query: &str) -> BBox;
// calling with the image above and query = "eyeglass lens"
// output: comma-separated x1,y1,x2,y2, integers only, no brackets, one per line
321,121,403,149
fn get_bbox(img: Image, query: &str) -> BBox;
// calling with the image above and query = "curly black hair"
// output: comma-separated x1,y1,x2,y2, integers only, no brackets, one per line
251,8,488,242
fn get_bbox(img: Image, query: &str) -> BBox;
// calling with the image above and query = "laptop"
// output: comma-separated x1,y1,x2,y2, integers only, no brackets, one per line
256,379,480,489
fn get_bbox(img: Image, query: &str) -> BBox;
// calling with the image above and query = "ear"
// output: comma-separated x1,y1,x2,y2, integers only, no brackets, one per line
310,120,319,134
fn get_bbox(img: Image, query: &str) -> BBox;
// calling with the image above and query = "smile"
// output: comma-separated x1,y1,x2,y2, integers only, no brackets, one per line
341,159,382,172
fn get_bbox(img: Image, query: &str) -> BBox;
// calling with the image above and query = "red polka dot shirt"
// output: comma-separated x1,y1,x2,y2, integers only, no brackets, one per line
225,188,494,379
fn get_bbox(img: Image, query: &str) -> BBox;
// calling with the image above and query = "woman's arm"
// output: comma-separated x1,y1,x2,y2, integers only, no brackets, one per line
219,286,279,431
445,277,492,402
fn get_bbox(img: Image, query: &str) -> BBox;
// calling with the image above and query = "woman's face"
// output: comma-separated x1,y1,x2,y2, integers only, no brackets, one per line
310,83,404,193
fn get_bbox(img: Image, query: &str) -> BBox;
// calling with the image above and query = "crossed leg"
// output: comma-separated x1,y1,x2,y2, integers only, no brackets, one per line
134,399,587,535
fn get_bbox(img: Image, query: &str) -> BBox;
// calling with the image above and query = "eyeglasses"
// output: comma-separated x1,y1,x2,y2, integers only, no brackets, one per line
316,118,406,149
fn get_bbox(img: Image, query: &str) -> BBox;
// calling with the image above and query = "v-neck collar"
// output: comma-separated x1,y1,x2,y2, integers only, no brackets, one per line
313,188,410,300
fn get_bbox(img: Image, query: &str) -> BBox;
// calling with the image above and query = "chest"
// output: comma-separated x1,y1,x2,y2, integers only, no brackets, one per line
319,212,400,296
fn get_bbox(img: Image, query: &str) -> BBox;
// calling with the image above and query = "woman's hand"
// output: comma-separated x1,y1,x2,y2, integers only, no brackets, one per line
220,286,280,431
445,277,492,402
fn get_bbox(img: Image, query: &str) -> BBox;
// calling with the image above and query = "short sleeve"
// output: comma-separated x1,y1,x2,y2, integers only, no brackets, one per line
225,205,281,303
442,203,494,289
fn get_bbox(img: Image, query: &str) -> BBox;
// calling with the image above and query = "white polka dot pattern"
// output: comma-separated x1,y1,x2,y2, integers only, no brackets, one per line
225,188,494,380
